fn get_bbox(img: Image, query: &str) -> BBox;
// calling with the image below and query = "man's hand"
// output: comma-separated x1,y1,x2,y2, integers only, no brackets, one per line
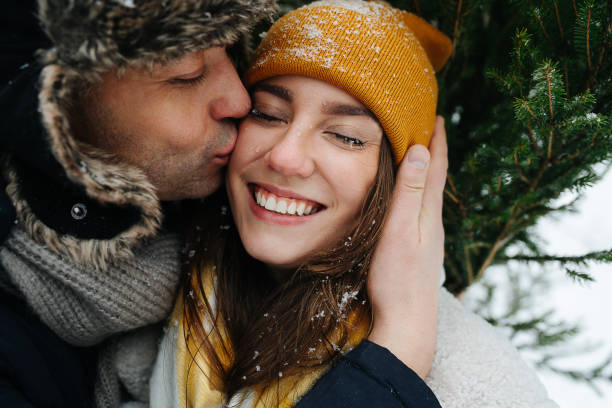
367,116,448,379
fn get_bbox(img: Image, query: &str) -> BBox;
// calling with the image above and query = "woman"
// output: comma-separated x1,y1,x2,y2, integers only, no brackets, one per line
150,2,558,407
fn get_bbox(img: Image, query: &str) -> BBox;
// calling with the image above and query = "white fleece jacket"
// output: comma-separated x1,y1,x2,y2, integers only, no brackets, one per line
428,288,559,408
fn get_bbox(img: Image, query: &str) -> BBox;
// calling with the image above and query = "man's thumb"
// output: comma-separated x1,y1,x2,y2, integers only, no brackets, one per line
395,144,430,207
379,144,430,240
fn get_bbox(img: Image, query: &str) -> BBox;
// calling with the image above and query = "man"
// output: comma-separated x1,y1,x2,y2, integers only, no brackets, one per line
0,1,557,408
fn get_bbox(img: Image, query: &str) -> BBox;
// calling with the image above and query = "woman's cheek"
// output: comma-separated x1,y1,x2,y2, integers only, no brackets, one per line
236,123,270,161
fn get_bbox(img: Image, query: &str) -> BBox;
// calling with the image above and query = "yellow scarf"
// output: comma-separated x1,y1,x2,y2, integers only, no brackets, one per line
170,265,370,408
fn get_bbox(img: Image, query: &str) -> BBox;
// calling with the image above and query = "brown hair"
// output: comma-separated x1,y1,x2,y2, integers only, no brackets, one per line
182,136,395,404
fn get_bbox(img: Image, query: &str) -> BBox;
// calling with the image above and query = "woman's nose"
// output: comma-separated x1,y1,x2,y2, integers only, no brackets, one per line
264,127,315,178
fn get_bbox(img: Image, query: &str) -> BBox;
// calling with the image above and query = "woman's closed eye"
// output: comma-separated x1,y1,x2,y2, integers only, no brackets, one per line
325,132,366,149
249,108,285,123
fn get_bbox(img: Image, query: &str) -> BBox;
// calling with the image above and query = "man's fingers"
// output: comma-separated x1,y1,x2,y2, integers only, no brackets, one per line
383,144,431,234
377,117,447,246
422,117,448,220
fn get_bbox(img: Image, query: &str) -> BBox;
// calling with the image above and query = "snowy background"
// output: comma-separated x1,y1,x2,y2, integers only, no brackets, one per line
465,168,612,406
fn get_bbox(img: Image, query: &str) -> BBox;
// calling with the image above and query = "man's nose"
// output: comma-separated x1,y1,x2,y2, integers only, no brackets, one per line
264,126,315,178
210,59,251,120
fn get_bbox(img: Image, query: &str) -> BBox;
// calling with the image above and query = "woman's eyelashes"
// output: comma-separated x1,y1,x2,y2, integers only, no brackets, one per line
326,132,366,148
249,108,285,123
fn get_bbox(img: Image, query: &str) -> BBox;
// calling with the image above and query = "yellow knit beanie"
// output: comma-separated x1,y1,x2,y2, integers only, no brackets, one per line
245,0,453,163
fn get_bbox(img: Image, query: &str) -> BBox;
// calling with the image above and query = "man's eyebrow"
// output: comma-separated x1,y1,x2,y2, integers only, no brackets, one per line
251,83,293,102
155,50,206,74
322,102,377,120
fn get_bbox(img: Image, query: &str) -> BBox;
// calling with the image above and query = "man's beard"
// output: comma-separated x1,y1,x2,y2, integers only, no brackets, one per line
144,124,236,201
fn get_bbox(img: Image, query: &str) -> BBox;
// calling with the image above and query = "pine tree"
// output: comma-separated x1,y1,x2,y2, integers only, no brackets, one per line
269,0,612,391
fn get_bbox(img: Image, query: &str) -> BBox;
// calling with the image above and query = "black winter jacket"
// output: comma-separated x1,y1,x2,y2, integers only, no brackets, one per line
0,286,97,408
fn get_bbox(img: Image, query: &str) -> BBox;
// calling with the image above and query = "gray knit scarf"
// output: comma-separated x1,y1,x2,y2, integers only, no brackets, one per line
0,226,183,407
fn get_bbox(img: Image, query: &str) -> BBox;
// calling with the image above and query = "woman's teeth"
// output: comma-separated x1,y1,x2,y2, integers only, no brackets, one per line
254,187,320,216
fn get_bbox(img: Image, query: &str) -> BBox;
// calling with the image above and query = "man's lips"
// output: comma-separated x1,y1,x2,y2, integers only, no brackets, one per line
214,129,237,158
215,144,234,158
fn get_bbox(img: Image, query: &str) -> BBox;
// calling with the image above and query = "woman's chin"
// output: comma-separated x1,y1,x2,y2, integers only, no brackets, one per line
242,242,308,272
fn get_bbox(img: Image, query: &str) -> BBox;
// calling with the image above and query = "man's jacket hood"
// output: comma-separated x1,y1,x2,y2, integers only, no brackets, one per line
0,0,276,268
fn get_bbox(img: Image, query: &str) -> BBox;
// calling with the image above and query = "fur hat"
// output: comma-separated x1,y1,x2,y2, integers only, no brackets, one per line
38,0,277,76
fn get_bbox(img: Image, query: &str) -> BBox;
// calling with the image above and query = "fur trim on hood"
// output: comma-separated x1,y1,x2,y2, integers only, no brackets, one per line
4,64,163,270
2,0,277,269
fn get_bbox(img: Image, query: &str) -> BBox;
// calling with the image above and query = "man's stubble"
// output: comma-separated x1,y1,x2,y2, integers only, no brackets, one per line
75,99,236,201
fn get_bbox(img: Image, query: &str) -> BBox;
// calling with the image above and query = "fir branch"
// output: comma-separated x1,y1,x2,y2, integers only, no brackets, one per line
544,65,555,120
552,0,564,41
547,129,554,160
517,99,539,122
514,150,531,184
465,245,474,284
536,324,580,347
501,248,612,265
528,2,553,43
543,355,612,396
550,132,597,165
452,0,464,54
476,216,516,280
507,313,557,338
565,269,596,283
593,20,611,79
586,5,593,72
527,125,543,156
445,174,468,219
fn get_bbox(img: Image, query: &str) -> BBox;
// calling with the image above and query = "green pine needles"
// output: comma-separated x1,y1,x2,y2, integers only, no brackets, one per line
433,0,611,293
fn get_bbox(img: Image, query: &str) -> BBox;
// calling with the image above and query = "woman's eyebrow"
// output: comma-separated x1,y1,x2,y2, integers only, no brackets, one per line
321,102,377,120
251,83,293,102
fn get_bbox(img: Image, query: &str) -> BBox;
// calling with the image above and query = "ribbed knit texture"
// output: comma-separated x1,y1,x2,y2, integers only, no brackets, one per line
244,0,453,163
0,226,182,407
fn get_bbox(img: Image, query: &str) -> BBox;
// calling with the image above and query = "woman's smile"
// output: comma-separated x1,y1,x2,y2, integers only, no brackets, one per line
246,183,326,226
226,75,383,269
252,183,325,216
